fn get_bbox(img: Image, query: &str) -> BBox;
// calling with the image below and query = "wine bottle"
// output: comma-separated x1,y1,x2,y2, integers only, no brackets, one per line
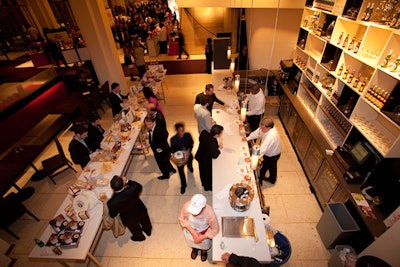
337,64,344,76
347,70,355,84
390,55,400,72
353,40,361,54
348,37,356,51
358,77,368,92
342,34,349,48
342,67,349,79
362,3,371,21
34,238,45,247
353,74,360,88
337,32,344,45
381,49,393,68
365,3,375,21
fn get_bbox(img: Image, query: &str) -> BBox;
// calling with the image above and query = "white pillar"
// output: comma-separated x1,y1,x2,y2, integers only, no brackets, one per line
69,0,128,94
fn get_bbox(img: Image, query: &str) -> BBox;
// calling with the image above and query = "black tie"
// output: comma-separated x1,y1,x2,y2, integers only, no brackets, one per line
148,130,152,144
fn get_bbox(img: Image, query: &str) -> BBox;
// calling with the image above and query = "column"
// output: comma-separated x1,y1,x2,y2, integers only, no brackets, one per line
69,0,128,94
23,0,59,33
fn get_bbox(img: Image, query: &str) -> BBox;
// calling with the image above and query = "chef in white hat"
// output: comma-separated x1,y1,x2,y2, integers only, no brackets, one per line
178,194,219,262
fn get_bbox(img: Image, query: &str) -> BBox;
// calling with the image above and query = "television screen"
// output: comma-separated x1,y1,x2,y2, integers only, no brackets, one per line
349,141,371,166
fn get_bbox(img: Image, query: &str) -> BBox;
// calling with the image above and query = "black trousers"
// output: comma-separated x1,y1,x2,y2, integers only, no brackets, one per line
154,150,172,178
198,159,212,191
125,210,152,240
247,114,263,132
260,154,281,184
177,153,193,188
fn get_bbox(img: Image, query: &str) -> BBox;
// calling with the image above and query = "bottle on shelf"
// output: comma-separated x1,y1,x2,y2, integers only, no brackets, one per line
342,34,350,48
358,77,368,93
348,37,356,51
337,63,344,76
337,32,344,45
381,49,394,68
353,40,361,54
342,67,349,79
34,238,45,247
362,2,371,21
353,74,360,88
365,3,375,21
347,70,355,84
390,55,400,72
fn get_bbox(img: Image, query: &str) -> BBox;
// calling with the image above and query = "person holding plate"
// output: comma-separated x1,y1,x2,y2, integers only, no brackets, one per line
170,122,194,194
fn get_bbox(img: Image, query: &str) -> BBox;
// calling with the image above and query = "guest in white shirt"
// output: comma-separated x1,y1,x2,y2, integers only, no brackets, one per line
246,84,265,132
194,94,214,134
242,117,281,185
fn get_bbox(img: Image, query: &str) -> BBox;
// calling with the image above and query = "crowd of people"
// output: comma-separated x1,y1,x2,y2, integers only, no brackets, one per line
66,72,278,264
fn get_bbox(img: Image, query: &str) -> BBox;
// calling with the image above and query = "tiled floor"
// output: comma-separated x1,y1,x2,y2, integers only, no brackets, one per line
1,63,330,266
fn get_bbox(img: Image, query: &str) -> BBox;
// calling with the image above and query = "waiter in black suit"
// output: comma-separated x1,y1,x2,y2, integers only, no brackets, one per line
87,115,105,151
143,116,176,180
109,82,129,117
108,175,152,241
68,125,91,168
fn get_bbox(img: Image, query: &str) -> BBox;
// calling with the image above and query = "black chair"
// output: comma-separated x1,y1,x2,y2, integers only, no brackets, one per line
0,192,40,239
41,137,77,184
90,88,105,115
99,81,111,107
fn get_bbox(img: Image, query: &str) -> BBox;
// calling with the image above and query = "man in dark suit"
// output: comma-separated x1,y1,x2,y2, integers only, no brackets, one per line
87,115,105,151
68,125,91,169
146,103,166,129
109,82,128,117
107,175,152,241
195,84,228,113
195,124,223,191
143,116,176,180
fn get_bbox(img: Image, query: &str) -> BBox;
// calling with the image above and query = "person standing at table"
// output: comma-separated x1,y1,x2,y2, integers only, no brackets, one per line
109,82,129,117
205,38,213,74
143,86,163,114
177,28,189,59
242,117,281,185
87,115,105,151
194,94,213,134
221,252,261,267
146,103,166,129
170,122,194,194
143,116,176,180
132,39,147,79
246,84,265,132
195,84,229,113
195,124,223,191
68,125,91,169
179,194,219,262
158,23,168,54
108,175,152,241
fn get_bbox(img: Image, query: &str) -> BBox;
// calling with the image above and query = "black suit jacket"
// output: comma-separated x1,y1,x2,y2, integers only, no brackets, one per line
109,92,128,117
150,123,170,155
107,180,147,224
68,138,90,168
87,124,105,151
195,130,220,162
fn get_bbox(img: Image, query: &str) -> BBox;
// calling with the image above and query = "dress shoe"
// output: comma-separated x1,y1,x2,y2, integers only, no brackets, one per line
188,166,193,173
130,235,145,241
170,168,177,173
191,248,198,260
158,175,169,180
200,250,207,261
144,230,152,236
177,57,181,59
180,187,186,194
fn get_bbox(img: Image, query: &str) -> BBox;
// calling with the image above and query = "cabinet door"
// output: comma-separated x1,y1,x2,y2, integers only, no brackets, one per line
296,123,312,161
329,184,349,203
279,93,291,125
313,161,339,207
303,139,325,182
286,107,299,138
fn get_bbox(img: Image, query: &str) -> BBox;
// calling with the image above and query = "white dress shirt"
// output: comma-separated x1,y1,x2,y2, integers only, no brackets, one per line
247,126,281,157
194,104,212,134
246,89,265,116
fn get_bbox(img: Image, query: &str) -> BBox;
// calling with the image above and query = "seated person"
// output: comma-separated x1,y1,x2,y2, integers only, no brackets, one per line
87,115,105,151
68,125,92,168
109,82,129,117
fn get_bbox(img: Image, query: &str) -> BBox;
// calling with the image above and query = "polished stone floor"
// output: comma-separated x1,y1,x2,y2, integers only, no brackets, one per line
1,70,330,266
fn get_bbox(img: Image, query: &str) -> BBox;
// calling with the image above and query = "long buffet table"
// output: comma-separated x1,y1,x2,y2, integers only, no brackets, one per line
211,70,271,263
29,109,146,266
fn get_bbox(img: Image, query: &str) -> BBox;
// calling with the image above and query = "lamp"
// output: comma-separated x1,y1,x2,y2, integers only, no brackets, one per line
230,58,235,73
234,74,240,92
227,45,232,59
250,145,261,170
240,99,247,122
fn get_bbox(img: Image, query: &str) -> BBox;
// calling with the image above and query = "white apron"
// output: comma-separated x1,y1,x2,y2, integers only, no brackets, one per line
183,214,212,250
